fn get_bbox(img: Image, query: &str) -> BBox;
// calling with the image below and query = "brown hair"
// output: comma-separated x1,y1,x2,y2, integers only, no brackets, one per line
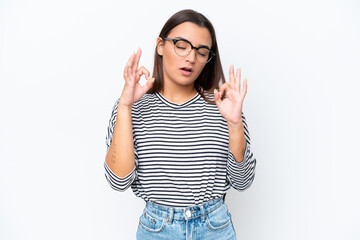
147,9,225,102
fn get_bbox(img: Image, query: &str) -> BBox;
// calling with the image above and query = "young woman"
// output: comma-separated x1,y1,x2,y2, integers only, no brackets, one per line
104,9,256,240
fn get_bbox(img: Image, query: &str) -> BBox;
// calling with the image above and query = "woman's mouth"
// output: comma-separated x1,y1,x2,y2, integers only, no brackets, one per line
179,67,192,76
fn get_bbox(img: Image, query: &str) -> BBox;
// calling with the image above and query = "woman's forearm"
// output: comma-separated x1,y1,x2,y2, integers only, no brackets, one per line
105,104,135,178
228,121,246,163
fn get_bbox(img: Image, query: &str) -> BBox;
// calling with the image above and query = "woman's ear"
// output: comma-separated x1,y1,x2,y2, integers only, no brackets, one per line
156,37,164,56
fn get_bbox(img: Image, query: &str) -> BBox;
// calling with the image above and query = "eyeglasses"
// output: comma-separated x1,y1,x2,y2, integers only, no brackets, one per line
163,37,215,64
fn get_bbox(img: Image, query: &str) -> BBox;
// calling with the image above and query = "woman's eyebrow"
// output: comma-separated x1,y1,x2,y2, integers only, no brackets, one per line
175,36,211,49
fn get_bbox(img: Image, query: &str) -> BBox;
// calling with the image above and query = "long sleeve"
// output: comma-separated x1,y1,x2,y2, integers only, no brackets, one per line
103,93,256,206
104,99,136,192
226,113,256,191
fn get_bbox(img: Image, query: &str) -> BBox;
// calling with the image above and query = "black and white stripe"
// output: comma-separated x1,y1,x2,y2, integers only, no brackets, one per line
104,92,256,207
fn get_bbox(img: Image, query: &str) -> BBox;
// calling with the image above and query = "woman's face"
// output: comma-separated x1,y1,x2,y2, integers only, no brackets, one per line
157,22,212,90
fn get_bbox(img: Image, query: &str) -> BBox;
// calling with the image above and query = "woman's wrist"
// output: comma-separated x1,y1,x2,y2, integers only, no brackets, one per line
117,100,133,113
227,120,244,131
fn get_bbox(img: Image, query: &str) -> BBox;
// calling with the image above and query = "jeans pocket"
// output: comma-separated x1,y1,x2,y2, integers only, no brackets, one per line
139,210,166,233
206,204,232,231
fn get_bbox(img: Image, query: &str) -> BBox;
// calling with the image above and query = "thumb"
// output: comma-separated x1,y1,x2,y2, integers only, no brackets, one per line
142,77,155,92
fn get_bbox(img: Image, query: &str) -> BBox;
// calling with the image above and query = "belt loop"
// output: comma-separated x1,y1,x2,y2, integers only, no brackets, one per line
200,205,206,222
167,208,174,224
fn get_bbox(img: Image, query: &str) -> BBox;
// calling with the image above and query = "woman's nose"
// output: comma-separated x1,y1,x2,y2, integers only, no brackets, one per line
186,49,196,63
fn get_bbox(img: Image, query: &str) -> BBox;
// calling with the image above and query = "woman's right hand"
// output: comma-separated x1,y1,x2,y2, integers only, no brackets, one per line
119,48,154,108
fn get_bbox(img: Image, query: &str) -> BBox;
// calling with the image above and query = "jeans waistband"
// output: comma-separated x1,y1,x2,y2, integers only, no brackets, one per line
145,197,224,223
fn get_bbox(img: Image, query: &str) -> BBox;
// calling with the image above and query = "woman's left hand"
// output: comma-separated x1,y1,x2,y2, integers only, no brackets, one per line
214,65,247,125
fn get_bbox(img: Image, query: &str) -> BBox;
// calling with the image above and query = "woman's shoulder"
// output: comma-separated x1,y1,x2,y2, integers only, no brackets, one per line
110,93,157,112
137,93,157,103
202,90,215,102
132,93,158,109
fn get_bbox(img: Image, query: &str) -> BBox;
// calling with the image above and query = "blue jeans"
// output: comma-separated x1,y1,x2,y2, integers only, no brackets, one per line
136,198,237,240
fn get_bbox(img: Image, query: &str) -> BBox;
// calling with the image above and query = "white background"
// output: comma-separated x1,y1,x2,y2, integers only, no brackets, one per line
1,0,359,239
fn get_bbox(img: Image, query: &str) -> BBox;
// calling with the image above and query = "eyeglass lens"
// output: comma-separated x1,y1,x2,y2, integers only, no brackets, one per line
174,40,211,63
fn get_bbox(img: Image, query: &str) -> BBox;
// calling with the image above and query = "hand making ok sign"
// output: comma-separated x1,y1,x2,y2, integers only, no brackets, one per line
214,65,247,125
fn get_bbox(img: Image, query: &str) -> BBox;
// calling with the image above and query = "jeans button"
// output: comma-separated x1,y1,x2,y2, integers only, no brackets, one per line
185,210,191,218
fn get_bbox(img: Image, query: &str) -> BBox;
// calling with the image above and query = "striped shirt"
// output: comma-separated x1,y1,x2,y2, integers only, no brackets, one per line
104,92,256,207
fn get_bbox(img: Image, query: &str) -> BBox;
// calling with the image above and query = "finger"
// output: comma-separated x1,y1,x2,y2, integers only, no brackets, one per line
123,62,129,80
235,68,241,92
136,66,150,81
240,78,248,101
127,54,136,82
127,53,136,68
127,52,136,77
219,82,230,97
132,48,142,74
213,89,222,107
229,65,235,88
123,54,135,80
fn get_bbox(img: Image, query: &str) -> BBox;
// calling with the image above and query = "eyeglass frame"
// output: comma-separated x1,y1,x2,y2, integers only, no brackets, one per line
162,37,216,63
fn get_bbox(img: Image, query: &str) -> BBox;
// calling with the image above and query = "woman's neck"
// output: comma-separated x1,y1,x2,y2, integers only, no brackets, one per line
160,82,198,105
